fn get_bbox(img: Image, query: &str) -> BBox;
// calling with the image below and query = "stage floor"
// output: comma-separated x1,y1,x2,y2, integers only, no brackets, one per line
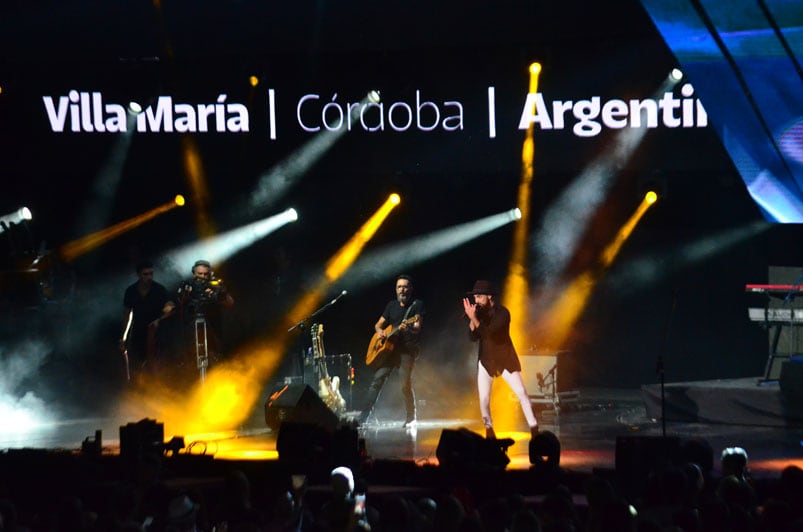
2,384,802,479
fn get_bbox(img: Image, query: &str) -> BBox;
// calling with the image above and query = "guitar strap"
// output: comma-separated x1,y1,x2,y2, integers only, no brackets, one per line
402,300,416,321
403,300,422,357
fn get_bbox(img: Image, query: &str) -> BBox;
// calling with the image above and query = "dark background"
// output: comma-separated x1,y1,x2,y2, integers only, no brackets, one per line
1,0,799,411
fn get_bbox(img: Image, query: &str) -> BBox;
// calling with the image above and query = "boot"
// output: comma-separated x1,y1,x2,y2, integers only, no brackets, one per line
530,425,539,439
485,426,496,440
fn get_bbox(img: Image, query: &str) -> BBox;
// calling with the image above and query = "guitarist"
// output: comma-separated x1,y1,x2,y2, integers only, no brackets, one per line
359,274,425,428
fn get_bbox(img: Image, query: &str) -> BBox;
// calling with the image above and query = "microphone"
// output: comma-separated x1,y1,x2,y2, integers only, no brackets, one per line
330,290,347,305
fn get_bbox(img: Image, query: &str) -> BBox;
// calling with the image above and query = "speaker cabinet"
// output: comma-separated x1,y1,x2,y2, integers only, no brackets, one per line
265,383,338,432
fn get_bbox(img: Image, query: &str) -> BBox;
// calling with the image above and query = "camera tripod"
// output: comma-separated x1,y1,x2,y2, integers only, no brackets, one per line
194,316,209,384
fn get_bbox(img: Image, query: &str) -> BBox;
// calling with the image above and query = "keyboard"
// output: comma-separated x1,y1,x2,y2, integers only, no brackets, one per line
748,307,803,323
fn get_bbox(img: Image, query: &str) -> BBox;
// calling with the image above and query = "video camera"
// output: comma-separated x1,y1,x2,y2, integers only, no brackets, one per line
189,273,226,304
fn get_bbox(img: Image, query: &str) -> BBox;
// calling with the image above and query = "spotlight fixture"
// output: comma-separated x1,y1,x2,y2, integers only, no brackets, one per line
127,101,143,114
368,90,381,104
0,206,32,230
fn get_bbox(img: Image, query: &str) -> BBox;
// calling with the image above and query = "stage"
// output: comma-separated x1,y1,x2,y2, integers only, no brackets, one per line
2,385,801,483
642,377,803,428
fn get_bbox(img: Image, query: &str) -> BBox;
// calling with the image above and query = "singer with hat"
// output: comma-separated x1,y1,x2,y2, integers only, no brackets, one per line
462,279,539,440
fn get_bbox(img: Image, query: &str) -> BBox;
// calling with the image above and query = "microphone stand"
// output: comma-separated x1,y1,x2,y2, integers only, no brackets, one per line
658,289,679,439
287,291,348,382
287,291,347,332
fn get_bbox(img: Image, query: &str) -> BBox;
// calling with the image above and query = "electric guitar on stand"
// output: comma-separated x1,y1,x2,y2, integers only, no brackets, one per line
311,323,346,415
365,315,420,369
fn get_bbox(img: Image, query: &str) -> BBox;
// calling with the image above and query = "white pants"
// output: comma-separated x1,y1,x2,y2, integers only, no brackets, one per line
477,360,538,429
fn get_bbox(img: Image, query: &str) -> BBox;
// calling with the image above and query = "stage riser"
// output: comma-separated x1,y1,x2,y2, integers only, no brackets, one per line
641,378,803,427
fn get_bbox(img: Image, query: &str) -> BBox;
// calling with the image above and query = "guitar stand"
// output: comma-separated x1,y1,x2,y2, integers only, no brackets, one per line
327,353,354,412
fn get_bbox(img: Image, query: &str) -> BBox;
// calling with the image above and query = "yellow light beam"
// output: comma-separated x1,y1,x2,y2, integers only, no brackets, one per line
539,192,658,348
600,191,656,268
60,196,183,262
504,62,541,350
181,136,214,238
291,193,401,323
325,194,400,281
497,62,541,431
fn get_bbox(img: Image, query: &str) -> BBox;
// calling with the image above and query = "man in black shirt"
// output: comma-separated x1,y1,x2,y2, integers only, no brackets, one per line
360,274,424,427
120,261,170,380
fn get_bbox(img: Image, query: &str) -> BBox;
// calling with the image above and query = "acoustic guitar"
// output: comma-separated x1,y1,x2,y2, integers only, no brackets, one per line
365,315,420,369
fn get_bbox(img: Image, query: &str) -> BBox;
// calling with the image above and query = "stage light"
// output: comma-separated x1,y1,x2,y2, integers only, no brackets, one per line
645,191,658,204
670,68,683,81
165,207,299,270
509,208,522,221
60,197,181,261
340,206,524,290
529,62,542,75
128,101,143,114
249,75,259,87
390,193,401,205
368,90,381,103
175,194,185,206
0,207,32,230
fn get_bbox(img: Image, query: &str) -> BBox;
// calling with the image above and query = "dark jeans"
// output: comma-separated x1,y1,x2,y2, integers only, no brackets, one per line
361,352,416,422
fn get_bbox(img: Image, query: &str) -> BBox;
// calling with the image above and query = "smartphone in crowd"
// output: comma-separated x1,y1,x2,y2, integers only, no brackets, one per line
354,493,366,515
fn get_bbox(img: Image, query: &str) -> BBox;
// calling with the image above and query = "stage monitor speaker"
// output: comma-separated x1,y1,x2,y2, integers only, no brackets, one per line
779,359,803,402
265,383,338,433
615,435,681,496
436,428,510,471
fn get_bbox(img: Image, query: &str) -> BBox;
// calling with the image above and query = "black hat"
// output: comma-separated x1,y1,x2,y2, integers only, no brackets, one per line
467,280,498,295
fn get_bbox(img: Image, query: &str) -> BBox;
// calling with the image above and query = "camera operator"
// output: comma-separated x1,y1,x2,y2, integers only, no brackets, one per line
162,260,234,384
